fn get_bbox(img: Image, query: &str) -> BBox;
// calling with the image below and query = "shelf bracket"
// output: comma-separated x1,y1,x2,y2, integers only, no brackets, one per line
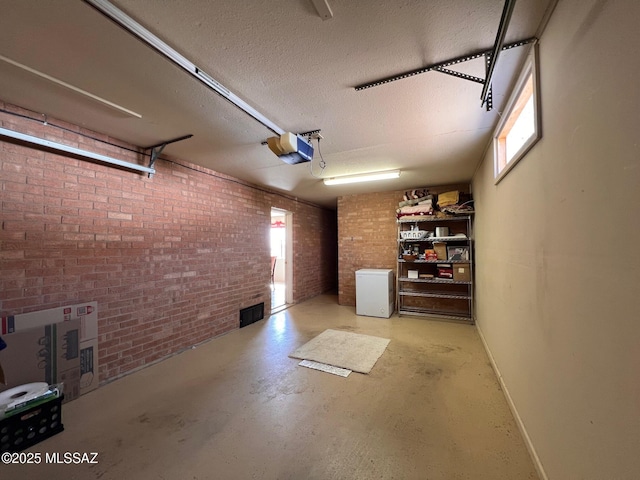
431,63,494,110
143,134,193,177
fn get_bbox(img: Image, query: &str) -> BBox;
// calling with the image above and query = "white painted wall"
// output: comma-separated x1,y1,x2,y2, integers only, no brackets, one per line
472,1,640,479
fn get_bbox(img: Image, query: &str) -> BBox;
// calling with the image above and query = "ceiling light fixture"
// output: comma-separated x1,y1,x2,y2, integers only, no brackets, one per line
323,170,401,186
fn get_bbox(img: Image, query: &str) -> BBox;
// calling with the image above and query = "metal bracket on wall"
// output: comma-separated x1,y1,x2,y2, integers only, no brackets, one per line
354,37,535,111
432,63,494,112
144,134,193,177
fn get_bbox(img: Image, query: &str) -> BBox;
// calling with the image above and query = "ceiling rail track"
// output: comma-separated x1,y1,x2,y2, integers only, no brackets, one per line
83,0,286,135
353,38,535,92
354,37,535,111
481,0,517,108
354,0,532,112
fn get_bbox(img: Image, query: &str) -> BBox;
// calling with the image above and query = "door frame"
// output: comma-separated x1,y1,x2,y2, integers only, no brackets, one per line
284,210,293,304
271,207,293,306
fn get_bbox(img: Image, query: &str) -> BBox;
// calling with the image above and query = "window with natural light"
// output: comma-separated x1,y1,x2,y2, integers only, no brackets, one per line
270,223,285,258
493,47,540,182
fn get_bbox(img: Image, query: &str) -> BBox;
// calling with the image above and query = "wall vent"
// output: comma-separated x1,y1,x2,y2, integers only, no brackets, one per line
239,303,264,328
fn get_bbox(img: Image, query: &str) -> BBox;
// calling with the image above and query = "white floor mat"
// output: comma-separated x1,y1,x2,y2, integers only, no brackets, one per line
298,359,351,377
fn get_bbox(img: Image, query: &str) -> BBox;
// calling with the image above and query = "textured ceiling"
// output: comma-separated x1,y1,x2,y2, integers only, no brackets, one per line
0,0,554,208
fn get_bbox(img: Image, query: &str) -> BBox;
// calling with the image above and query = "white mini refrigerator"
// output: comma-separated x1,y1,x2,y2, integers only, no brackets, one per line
355,269,395,318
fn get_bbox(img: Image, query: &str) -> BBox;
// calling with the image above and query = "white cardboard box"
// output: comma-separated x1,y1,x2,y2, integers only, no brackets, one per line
1,302,97,341
0,320,81,403
0,302,99,395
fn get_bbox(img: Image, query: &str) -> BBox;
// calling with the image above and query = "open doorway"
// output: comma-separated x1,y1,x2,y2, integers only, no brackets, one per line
270,208,292,312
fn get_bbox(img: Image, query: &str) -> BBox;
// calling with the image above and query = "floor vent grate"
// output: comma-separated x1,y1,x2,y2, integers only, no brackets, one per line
239,303,264,328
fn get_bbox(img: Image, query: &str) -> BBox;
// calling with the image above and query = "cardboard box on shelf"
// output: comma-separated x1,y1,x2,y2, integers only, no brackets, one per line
408,270,419,279
0,320,81,403
433,242,447,260
453,263,471,282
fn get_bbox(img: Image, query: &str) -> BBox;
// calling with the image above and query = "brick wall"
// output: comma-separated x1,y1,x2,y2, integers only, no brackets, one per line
337,191,399,306
337,184,469,306
271,197,338,302
0,101,337,383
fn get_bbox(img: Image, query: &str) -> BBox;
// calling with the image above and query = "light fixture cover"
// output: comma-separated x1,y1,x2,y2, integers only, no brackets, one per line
311,0,334,20
323,170,401,186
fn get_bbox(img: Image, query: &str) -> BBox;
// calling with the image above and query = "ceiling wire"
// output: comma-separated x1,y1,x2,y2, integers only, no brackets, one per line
0,108,147,156
308,137,327,179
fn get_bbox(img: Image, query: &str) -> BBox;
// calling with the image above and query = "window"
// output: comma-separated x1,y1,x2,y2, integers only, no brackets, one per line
270,226,285,258
270,218,286,258
493,46,540,183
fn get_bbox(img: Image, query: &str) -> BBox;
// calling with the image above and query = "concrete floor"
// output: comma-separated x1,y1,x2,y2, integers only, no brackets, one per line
7,294,538,480
271,282,286,311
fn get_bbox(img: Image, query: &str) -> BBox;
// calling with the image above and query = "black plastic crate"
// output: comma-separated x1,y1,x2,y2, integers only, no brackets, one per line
0,395,64,453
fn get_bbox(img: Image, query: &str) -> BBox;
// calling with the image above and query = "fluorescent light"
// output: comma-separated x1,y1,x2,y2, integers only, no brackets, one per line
323,170,401,186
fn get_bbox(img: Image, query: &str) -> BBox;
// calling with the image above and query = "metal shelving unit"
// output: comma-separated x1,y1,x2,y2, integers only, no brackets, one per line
399,290,471,299
397,307,473,322
398,259,470,264
396,215,474,323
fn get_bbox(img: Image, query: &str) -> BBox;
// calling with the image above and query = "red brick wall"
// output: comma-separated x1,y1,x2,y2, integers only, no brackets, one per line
337,191,400,306
0,102,337,382
271,198,338,302
337,184,469,306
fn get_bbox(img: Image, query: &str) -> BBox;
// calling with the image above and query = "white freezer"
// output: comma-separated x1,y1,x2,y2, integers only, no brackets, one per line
355,269,395,318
